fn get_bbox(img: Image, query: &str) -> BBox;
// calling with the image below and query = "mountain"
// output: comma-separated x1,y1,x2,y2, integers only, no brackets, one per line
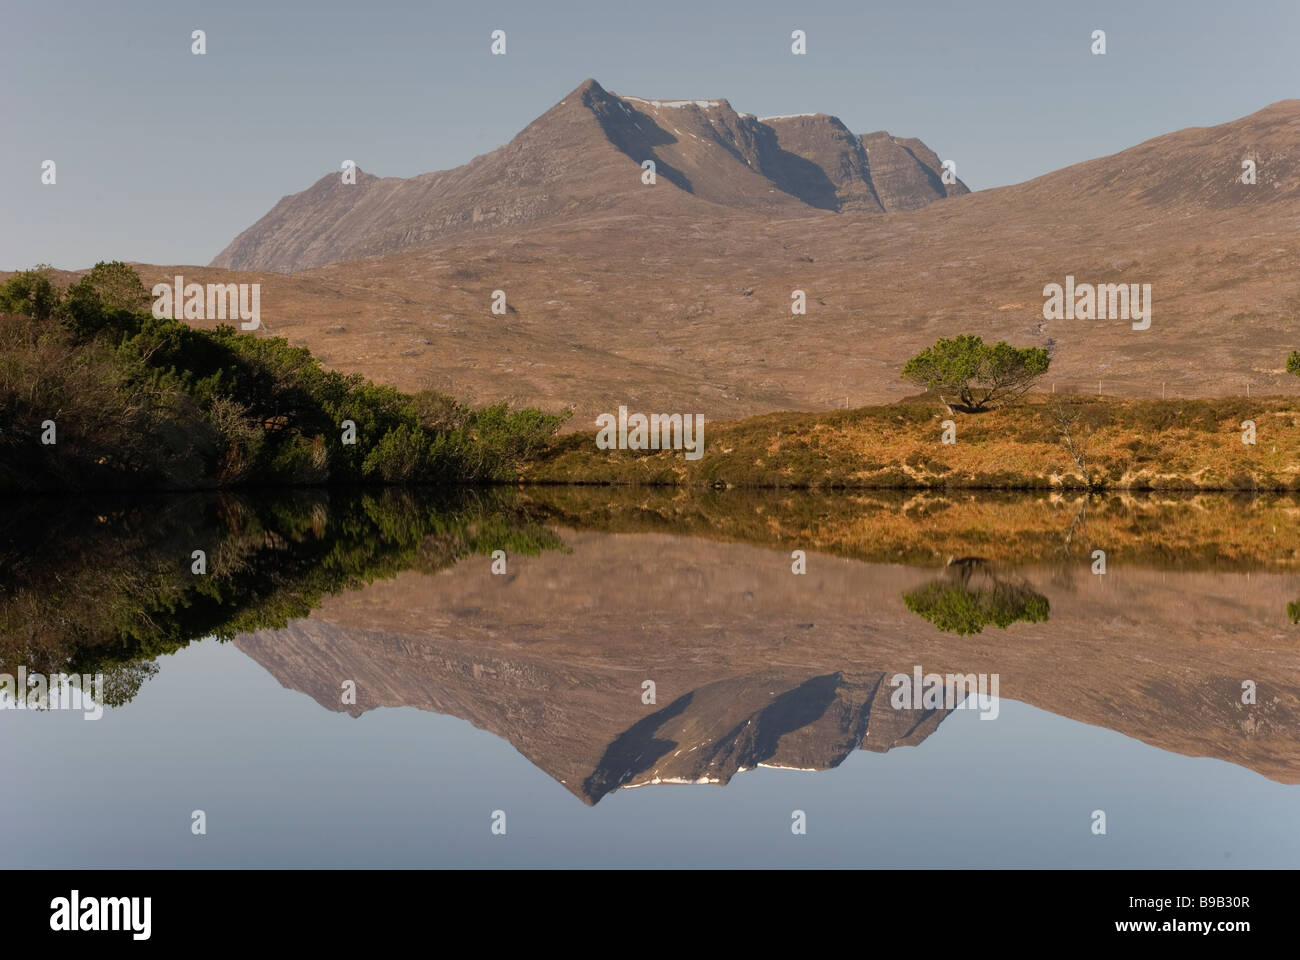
130,97,1300,423
210,78,968,272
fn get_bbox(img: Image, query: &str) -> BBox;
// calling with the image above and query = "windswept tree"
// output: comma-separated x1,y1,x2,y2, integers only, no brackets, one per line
902,334,1049,412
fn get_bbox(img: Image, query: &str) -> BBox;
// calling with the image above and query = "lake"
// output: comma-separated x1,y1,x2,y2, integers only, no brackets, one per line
2,487,1297,867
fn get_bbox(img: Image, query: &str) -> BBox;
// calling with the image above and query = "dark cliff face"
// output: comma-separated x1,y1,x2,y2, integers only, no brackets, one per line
755,114,885,212
860,131,970,211
210,78,968,273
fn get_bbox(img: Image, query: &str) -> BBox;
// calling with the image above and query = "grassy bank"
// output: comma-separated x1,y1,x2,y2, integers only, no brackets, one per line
520,395,1300,492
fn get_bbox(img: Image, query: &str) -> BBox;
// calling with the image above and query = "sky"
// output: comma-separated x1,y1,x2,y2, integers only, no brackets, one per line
2,0,1297,270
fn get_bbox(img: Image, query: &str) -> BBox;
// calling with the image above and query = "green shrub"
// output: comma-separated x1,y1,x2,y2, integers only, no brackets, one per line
0,262,566,492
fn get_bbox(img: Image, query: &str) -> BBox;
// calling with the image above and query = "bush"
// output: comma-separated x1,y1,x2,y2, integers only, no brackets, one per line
363,424,429,482
0,266,61,321
59,261,151,341
412,390,471,431
0,262,567,492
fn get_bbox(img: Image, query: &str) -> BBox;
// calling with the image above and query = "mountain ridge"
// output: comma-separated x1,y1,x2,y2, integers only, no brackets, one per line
211,77,969,273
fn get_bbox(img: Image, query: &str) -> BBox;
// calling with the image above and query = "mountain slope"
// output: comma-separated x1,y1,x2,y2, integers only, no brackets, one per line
1002,98,1300,212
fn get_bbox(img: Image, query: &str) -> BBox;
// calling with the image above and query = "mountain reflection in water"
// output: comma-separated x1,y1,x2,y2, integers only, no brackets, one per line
5,486,1296,804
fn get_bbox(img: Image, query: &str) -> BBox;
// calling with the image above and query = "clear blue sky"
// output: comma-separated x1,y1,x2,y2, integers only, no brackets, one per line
2,0,1296,269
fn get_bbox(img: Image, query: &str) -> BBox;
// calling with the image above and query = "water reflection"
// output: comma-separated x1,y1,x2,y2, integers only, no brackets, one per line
902,558,1050,635
3,487,1299,801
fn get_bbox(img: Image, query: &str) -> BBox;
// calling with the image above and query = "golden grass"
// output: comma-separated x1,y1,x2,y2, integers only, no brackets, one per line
521,394,1300,492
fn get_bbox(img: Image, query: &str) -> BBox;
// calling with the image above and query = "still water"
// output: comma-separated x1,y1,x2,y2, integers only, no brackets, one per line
2,488,1298,867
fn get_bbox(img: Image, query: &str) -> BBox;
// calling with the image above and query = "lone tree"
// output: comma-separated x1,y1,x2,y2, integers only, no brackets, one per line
1287,351,1300,378
902,334,1049,412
